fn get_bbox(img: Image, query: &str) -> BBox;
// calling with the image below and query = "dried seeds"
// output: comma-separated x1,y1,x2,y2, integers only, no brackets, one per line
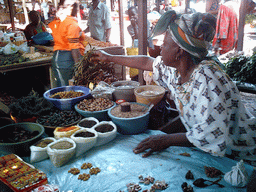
68,168,80,175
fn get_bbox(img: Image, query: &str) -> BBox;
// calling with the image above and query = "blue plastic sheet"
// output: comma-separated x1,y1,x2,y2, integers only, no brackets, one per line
1,130,254,192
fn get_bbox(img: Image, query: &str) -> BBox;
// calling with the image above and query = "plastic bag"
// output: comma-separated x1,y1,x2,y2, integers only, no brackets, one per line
47,138,76,167
224,160,249,187
30,137,56,163
31,184,59,192
70,128,98,157
91,81,115,100
3,42,18,55
18,41,30,53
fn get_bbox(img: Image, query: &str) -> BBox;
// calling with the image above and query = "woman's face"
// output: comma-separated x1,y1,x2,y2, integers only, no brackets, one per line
160,31,180,67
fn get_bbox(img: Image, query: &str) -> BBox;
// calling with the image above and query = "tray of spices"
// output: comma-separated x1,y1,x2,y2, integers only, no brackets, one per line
0,154,48,192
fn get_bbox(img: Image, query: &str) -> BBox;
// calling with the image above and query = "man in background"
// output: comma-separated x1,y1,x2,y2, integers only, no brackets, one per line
84,0,112,42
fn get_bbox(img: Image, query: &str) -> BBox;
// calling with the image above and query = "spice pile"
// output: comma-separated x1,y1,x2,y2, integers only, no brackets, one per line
77,97,114,112
120,175,168,192
50,90,85,99
181,167,225,192
37,110,81,127
68,162,101,181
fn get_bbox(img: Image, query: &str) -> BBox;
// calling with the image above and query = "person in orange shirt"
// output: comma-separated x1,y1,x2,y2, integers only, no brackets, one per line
48,0,85,88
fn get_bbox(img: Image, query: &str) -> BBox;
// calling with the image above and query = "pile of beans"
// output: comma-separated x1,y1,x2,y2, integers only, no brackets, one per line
50,91,84,99
77,98,113,112
37,110,81,127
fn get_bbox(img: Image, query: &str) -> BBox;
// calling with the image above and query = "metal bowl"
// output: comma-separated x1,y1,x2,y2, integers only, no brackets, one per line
111,80,140,102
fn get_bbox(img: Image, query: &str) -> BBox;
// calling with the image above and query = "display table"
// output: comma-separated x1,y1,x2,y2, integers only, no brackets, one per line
1,130,253,192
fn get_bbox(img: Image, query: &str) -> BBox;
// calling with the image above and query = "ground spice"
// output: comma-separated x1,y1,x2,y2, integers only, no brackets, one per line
78,120,97,128
95,124,114,133
110,103,147,118
57,126,78,132
50,141,73,149
35,139,54,148
74,131,95,138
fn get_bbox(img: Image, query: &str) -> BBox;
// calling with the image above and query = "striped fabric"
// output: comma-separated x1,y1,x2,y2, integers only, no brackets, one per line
151,11,216,59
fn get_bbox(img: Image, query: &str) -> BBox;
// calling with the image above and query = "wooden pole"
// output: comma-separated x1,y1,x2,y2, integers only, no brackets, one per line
7,0,15,31
237,0,247,51
118,0,126,80
22,0,29,25
138,0,147,85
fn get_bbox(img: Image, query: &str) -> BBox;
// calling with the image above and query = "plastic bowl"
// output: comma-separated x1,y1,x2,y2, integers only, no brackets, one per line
134,85,166,105
108,102,150,135
0,122,45,156
111,80,140,102
75,102,116,121
43,86,91,110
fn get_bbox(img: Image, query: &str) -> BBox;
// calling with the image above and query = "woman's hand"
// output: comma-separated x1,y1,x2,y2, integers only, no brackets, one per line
92,50,110,63
133,133,192,158
133,134,173,157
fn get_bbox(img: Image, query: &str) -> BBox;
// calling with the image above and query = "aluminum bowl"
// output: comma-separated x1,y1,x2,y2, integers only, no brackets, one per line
111,80,140,102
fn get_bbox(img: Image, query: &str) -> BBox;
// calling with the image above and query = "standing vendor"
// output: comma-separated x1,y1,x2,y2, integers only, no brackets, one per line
83,0,112,42
24,10,47,45
48,0,85,88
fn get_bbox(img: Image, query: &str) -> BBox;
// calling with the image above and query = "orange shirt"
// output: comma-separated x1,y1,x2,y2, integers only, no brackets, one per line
49,16,85,55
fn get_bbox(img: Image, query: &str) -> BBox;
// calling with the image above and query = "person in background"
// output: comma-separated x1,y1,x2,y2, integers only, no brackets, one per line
93,10,256,165
205,0,220,17
24,10,47,45
41,0,49,22
127,6,155,82
79,4,86,20
212,0,239,55
48,0,85,88
84,0,111,42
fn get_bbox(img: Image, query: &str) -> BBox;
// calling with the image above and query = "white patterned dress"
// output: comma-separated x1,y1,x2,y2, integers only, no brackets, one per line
153,56,256,163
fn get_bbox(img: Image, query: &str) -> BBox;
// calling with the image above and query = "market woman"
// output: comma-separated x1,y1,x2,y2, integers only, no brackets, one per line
93,11,256,165
24,10,47,45
48,0,85,87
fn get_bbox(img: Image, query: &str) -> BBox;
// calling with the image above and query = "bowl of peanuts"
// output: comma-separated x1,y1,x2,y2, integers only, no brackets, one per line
74,97,116,121
43,86,92,110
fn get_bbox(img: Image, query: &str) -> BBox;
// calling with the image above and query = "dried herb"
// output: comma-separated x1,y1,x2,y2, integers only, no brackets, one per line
9,90,54,119
73,47,119,88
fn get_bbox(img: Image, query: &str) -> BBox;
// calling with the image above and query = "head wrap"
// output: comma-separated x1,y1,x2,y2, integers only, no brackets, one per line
151,10,216,59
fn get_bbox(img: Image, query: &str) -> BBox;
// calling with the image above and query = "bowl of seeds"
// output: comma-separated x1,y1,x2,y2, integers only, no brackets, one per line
75,97,116,121
108,102,150,135
43,86,92,110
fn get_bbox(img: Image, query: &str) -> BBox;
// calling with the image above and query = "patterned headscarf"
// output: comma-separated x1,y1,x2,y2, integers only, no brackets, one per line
151,10,216,59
